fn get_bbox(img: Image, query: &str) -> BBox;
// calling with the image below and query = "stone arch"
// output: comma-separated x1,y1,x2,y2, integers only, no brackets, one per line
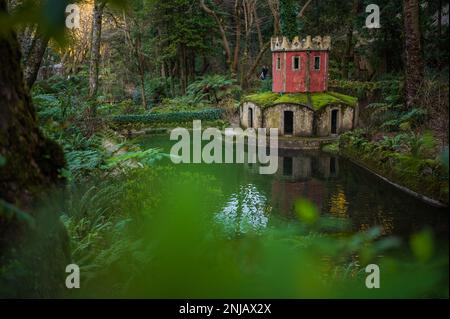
240,102,263,129
263,104,314,136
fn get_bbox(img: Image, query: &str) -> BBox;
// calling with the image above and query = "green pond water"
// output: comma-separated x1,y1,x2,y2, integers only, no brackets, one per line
61,134,448,298
138,134,448,240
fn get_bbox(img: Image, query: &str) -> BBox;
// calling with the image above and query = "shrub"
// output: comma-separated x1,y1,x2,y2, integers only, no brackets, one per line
111,109,224,124
258,78,273,93
187,75,238,103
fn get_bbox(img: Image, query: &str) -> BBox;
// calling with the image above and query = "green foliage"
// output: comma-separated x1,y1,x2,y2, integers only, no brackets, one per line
144,76,172,107
154,95,209,113
112,108,224,124
279,0,299,39
187,75,237,103
243,91,357,110
410,229,434,263
0,200,36,229
60,181,136,284
0,155,6,167
294,199,319,225
322,142,340,154
148,75,239,113
380,108,428,132
328,92,358,107
405,132,436,158
51,169,448,298
258,78,273,93
242,91,280,107
329,80,403,100
118,99,141,115
339,130,448,203
103,148,166,169
360,78,426,132
31,75,168,180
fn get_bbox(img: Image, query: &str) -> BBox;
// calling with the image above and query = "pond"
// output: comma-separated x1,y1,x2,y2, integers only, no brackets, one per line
138,134,448,241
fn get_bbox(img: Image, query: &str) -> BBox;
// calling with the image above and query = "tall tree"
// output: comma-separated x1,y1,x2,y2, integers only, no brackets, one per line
200,0,240,75
0,0,65,204
279,0,298,38
24,30,49,88
7,0,50,88
342,0,359,79
89,0,106,98
121,1,149,108
403,0,424,108
0,1,70,297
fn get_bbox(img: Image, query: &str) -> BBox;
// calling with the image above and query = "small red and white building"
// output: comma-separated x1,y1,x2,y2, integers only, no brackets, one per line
240,35,358,140
271,35,331,93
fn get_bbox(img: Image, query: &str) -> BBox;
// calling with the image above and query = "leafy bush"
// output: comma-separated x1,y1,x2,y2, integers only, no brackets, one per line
118,99,140,115
153,95,210,113
381,108,428,132
54,169,447,298
258,78,273,93
339,130,448,203
187,74,238,103
111,108,224,124
144,76,172,107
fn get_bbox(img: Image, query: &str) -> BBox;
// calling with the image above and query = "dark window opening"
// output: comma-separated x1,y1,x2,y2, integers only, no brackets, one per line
284,111,293,135
293,56,300,70
330,157,336,175
248,108,253,128
276,55,281,70
283,157,293,176
331,109,338,135
314,56,321,70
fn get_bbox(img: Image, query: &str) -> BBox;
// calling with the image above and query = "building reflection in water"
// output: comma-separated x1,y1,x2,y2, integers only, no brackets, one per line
271,152,339,217
221,150,422,238
215,184,271,236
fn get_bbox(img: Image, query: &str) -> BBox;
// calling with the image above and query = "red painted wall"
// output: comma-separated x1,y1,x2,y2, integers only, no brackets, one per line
272,50,328,93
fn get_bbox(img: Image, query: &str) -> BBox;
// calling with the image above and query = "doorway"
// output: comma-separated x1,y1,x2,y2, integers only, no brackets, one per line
248,108,253,128
284,111,293,135
283,157,293,176
331,109,339,135
330,157,337,175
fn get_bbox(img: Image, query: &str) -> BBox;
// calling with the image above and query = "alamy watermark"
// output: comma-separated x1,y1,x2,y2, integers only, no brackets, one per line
65,264,80,289
65,4,80,29
169,121,279,175
366,4,381,29
365,264,380,289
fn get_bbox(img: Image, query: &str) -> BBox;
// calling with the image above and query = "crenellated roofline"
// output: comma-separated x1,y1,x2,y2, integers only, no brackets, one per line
271,36,331,52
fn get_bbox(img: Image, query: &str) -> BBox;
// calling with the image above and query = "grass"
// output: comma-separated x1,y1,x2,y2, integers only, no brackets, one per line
243,91,357,111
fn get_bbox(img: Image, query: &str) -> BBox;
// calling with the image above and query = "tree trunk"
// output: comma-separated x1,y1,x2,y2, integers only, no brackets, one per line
0,5,65,206
253,5,263,51
0,3,69,298
179,45,187,94
136,35,147,109
342,0,358,79
88,0,105,98
200,0,233,72
24,31,49,88
232,0,241,76
267,0,281,36
403,0,424,108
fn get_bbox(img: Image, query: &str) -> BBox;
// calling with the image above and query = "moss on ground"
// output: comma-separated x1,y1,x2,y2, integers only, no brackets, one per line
327,92,358,107
242,92,280,107
242,91,357,110
321,142,340,154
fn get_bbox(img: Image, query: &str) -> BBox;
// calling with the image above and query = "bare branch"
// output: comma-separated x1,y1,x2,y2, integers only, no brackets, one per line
298,0,313,18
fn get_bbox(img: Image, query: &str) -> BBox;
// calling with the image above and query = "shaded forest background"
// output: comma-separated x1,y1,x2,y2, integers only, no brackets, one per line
0,0,449,298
